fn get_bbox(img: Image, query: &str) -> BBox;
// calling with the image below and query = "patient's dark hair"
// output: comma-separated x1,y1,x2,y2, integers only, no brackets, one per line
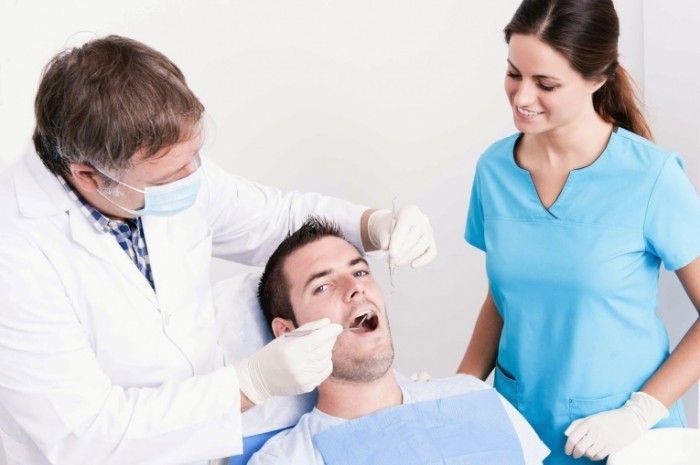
258,217,346,328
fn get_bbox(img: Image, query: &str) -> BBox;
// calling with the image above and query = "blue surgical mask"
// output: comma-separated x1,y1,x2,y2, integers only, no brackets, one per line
97,155,202,217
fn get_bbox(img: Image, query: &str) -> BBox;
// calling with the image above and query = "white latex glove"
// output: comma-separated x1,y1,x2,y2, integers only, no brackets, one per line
410,371,432,382
564,391,669,461
367,205,437,268
234,318,342,405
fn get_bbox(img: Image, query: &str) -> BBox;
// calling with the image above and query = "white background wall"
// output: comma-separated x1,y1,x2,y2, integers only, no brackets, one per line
0,0,697,438
642,0,700,430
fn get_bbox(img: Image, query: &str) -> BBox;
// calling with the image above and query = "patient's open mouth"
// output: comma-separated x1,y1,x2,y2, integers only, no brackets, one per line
348,311,379,333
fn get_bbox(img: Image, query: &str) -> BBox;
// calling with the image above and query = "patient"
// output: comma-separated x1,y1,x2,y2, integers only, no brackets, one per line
248,217,549,465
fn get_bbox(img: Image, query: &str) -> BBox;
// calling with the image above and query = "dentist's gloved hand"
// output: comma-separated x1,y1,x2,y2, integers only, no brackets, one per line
564,391,669,461
367,205,437,268
234,318,342,405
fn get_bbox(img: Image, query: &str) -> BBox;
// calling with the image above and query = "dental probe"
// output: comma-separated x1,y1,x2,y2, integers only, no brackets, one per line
283,314,369,338
389,196,398,287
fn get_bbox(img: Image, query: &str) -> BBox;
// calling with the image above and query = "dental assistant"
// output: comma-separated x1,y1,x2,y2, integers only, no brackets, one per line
458,1,700,464
0,35,436,465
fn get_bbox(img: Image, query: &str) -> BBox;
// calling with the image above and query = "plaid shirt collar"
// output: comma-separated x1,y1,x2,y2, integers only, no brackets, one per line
57,175,116,233
56,175,154,289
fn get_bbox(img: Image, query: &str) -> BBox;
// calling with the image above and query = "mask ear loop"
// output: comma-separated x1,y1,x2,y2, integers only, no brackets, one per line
90,165,144,216
96,169,145,194
95,188,142,216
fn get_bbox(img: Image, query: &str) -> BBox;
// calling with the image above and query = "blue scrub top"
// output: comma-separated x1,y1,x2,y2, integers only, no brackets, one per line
465,128,700,465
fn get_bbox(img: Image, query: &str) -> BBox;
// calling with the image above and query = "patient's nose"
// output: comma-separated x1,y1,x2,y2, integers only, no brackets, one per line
343,276,364,302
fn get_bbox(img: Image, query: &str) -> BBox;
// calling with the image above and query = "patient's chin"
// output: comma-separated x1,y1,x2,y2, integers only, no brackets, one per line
330,345,394,383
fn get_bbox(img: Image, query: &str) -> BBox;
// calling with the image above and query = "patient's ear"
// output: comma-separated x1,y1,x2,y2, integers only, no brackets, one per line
271,318,295,338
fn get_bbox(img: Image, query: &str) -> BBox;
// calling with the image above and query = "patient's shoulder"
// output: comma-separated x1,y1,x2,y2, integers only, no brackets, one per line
248,408,344,465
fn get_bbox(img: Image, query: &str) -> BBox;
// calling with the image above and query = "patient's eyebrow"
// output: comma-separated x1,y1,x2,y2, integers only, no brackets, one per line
304,269,331,289
349,257,369,268
303,256,369,289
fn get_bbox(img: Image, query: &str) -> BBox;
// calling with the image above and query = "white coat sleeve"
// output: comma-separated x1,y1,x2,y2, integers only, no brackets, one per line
0,234,243,465
199,158,368,265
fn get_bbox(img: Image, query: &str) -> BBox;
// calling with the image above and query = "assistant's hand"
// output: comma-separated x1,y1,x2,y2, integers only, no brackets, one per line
234,318,342,405
367,205,437,268
564,392,669,461
410,371,432,382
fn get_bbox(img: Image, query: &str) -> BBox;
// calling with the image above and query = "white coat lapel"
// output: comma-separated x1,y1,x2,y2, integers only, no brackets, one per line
142,215,177,301
16,150,71,218
142,214,197,310
18,150,158,304
68,211,158,304
143,211,215,373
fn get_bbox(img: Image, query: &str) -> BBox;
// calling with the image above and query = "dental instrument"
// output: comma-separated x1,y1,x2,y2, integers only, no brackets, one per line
284,313,369,338
389,196,398,287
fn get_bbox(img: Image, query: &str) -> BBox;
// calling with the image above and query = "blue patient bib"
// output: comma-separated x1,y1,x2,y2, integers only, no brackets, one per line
312,388,525,465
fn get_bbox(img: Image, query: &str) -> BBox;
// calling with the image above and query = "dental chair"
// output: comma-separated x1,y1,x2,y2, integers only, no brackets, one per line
209,273,315,465
607,427,700,465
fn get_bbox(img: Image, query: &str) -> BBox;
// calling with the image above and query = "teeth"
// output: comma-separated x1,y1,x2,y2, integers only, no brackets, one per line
353,313,369,326
517,107,542,117
354,310,373,321
350,310,376,330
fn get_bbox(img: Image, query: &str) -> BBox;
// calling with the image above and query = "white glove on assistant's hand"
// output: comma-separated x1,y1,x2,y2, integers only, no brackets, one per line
367,205,437,268
410,371,432,382
564,391,669,461
234,318,342,405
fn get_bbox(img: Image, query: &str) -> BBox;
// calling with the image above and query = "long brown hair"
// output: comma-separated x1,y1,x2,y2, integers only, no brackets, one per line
504,0,652,140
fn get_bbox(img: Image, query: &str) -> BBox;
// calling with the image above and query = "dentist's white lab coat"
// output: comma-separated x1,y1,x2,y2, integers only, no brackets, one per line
0,149,366,465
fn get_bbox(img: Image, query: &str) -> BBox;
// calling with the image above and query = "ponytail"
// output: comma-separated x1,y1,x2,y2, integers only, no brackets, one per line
503,0,652,140
594,65,652,141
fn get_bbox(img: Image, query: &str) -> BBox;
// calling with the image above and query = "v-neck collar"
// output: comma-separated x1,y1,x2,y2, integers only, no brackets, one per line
509,128,618,218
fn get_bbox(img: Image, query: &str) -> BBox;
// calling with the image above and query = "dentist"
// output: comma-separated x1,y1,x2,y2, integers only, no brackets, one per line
0,35,436,465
